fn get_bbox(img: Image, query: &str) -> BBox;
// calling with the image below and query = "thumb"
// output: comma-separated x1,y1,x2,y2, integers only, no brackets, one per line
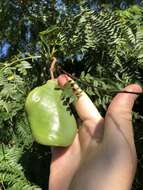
57,74,71,88
107,84,142,115
104,84,142,149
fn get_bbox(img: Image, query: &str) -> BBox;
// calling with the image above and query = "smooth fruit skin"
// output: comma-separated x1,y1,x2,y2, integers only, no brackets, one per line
25,80,77,147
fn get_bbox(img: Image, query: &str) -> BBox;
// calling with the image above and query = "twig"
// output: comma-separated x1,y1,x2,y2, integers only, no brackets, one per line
1,55,41,71
58,66,143,96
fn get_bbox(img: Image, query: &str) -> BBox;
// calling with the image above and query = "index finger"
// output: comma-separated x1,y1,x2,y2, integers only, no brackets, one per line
57,74,102,126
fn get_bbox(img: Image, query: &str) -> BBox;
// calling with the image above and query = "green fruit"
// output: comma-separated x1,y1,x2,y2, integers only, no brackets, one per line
25,79,77,147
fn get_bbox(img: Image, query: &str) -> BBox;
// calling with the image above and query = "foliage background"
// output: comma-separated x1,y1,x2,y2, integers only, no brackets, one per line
0,0,143,189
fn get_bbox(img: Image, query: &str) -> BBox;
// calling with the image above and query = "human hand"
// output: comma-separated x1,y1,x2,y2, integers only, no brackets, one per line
49,75,142,190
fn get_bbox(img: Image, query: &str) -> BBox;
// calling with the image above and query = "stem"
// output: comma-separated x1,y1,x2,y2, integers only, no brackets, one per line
58,66,143,96
50,57,57,80
1,55,41,71
1,181,6,190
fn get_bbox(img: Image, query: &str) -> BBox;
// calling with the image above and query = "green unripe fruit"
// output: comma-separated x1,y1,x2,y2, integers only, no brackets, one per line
25,80,77,147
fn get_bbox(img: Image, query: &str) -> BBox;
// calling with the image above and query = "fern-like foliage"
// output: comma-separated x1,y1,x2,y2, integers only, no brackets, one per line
0,53,40,143
40,4,139,61
13,113,34,147
0,145,41,190
39,4,143,112
0,54,41,189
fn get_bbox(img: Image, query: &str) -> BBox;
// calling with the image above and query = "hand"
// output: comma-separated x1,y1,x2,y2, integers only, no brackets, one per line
49,75,142,190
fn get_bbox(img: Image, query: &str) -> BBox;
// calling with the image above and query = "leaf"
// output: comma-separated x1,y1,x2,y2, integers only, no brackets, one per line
16,61,32,75
0,100,9,113
20,61,32,69
61,82,77,104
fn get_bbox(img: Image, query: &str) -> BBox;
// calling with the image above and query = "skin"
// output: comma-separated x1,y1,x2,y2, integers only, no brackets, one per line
49,74,142,190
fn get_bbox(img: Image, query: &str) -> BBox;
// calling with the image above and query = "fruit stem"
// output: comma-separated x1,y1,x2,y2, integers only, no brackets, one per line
50,57,57,80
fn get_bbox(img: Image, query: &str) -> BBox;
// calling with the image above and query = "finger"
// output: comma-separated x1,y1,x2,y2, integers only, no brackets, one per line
104,84,142,155
57,74,103,127
58,74,104,149
50,135,82,190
